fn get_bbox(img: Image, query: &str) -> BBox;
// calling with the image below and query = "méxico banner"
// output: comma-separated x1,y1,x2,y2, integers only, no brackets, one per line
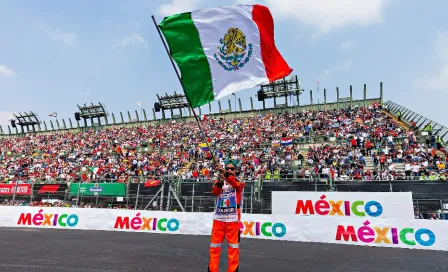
0,207,446,251
271,192,414,219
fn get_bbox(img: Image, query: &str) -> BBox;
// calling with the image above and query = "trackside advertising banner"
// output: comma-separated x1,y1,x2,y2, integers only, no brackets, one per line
0,207,446,251
0,184,31,195
271,192,414,219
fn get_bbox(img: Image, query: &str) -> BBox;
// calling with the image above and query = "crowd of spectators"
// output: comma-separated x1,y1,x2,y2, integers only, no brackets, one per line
301,135,447,181
0,102,446,183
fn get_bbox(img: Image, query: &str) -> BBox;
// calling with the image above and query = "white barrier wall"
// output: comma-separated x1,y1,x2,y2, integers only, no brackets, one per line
0,207,446,251
272,192,415,219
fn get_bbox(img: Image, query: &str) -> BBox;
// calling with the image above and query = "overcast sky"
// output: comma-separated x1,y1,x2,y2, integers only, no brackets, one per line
0,0,447,129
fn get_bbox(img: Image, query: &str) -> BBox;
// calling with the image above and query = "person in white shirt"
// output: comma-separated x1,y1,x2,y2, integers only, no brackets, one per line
404,163,412,179
386,157,393,165
304,169,311,179
322,166,330,178
411,163,420,179
387,136,393,144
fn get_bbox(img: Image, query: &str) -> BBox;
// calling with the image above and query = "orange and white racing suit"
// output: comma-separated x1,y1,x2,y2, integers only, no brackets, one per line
208,174,245,272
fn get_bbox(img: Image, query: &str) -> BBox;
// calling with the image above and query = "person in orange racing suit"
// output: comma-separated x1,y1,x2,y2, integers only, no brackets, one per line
208,162,245,272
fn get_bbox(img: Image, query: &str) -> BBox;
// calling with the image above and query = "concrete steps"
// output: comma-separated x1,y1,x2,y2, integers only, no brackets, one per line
364,156,374,171
382,110,411,129
393,162,405,173
178,162,192,175
301,151,309,167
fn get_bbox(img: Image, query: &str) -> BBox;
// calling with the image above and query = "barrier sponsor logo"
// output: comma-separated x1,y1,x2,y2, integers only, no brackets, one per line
240,221,286,238
114,213,180,232
38,184,61,194
17,209,79,228
69,183,126,197
335,220,436,247
2,207,446,251
272,192,414,219
295,194,383,218
0,184,31,195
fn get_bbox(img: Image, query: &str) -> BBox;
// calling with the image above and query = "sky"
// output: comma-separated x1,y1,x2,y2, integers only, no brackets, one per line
0,0,447,130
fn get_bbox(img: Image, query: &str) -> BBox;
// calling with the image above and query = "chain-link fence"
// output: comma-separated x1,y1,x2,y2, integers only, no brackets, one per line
0,182,68,206
2,177,447,218
257,179,448,216
176,181,257,213
413,199,444,218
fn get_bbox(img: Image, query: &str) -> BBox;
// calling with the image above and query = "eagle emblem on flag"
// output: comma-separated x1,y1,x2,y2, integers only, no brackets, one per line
214,28,253,71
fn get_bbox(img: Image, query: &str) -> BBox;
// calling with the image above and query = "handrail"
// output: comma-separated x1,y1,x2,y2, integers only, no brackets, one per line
385,100,448,144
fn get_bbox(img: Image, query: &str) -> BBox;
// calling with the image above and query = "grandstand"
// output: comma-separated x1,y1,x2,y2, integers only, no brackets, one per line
0,81,447,219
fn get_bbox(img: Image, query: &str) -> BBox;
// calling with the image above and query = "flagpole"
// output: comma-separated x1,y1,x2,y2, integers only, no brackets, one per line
317,80,320,112
85,77,92,104
151,15,219,166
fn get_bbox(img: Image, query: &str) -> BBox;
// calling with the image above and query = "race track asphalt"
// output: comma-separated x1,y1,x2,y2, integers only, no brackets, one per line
0,227,447,272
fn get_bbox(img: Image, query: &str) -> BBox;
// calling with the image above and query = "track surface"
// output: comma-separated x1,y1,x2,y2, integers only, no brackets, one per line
0,228,447,272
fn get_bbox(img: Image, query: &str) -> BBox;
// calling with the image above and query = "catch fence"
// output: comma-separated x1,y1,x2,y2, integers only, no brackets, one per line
255,179,448,216
1,178,447,218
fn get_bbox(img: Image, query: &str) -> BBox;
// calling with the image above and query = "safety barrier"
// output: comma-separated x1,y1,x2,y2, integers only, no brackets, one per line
271,192,415,219
0,206,446,251
4,181,447,218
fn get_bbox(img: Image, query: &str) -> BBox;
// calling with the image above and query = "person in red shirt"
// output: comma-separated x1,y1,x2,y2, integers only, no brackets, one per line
379,154,386,171
208,162,245,272
351,137,357,148
365,140,373,156
192,169,199,179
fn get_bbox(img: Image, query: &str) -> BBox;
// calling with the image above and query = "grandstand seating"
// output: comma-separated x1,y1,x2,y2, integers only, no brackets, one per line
0,101,446,185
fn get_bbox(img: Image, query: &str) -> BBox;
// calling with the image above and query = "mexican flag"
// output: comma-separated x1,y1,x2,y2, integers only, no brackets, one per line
159,4,292,108
144,180,161,187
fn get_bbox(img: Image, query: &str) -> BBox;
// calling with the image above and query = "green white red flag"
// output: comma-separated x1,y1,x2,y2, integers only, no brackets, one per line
158,4,292,108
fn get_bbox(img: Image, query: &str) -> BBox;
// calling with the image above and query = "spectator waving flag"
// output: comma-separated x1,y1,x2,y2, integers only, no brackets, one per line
280,137,292,146
158,4,292,108
199,143,210,151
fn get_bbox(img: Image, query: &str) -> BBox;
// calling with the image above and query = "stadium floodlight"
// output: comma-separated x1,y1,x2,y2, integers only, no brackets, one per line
75,102,109,120
257,75,302,108
12,111,41,133
259,75,301,97
154,92,190,119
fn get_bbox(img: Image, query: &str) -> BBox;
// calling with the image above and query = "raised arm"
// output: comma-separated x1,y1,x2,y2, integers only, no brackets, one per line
211,179,223,196
224,173,244,191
